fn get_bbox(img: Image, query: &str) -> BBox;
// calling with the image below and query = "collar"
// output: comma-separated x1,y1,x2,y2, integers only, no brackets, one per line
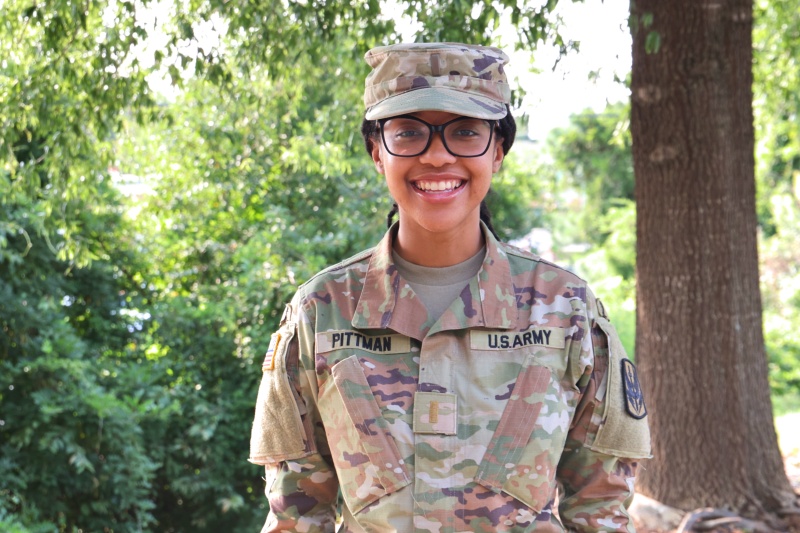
351,222,518,340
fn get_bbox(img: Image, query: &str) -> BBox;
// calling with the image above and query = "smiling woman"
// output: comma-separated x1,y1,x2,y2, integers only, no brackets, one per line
249,42,651,533
370,107,503,266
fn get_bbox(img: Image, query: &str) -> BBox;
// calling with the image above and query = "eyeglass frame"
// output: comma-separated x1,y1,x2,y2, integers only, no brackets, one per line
377,115,498,158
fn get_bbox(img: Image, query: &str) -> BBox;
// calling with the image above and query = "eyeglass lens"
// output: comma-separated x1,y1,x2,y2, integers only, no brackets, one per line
381,116,494,157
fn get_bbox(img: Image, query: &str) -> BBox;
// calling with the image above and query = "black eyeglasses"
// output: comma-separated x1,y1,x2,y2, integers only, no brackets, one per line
378,115,497,158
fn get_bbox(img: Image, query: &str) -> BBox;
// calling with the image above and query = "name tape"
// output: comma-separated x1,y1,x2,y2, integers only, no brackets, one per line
470,327,566,350
316,330,411,354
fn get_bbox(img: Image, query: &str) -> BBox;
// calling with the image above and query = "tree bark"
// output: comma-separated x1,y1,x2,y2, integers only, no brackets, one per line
630,0,798,521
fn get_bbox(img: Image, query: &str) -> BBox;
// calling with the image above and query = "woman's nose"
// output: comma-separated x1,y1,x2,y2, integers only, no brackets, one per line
419,131,457,166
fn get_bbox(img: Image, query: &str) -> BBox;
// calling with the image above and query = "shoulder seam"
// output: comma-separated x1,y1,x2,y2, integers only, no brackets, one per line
503,243,588,285
299,246,376,290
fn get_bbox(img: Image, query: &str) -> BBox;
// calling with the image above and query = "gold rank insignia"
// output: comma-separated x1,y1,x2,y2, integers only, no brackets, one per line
621,359,647,419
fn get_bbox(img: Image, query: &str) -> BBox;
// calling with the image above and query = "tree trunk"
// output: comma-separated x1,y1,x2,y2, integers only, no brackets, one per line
630,0,798,521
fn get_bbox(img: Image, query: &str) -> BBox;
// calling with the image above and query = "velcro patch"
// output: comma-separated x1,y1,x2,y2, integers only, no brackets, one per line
316,331,411,354
621,359,647,419
470,327,565,350
262,332,282,371
413,392,457,435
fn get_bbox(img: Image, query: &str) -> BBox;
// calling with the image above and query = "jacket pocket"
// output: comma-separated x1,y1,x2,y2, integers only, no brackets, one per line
330,355,411,514
475,358,569,512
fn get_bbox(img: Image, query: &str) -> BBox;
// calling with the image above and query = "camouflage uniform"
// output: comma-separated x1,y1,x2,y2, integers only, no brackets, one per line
250,224,651,532
363,42,512,120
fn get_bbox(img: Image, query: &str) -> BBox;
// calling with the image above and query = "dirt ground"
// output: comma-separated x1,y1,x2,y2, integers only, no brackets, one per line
781,413,800,494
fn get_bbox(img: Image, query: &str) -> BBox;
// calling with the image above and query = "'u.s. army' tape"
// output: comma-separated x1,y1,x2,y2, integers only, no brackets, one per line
470,327,565,350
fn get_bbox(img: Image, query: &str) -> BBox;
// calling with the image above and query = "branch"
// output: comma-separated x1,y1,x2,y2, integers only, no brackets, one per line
677,508,774,533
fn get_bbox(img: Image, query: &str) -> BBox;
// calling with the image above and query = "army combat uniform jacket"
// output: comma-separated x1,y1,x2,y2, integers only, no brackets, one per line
250,224,651,532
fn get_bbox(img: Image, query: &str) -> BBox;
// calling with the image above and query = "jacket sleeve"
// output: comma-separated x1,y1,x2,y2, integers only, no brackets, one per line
260,455,338,532
556,289,651,532
250,299,338,532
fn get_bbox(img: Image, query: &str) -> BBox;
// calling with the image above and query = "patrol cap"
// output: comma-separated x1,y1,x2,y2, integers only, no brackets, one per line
363,42,511,121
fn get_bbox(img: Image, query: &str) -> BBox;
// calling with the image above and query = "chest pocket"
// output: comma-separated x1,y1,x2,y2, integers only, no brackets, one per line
328,355,411,514
475,356,569,512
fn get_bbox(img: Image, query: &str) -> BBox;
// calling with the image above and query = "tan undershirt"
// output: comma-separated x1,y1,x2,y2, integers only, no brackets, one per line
392,246,486,322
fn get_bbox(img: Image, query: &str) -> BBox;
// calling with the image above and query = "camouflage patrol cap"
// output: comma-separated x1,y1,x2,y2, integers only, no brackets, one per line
364,42,511,120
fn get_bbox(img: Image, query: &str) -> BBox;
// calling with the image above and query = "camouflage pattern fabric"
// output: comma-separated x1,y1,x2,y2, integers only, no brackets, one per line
250,223,650,532
364,43,511,120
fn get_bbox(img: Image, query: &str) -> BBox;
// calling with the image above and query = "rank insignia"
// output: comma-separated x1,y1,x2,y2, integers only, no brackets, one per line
621,359,647,419
262,333,281,371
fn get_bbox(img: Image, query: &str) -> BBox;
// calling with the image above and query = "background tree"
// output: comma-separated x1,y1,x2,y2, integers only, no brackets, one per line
630,0,799,525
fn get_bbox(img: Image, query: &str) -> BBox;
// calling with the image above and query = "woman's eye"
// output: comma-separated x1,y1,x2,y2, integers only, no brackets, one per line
453,128,479,137
396,129,424,138
449,120,488,138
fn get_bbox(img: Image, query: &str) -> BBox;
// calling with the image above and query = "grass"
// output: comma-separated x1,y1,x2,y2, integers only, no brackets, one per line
774,392,800,457
772,392,800,418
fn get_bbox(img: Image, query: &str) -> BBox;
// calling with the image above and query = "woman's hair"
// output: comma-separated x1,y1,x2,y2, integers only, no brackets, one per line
364,105,516,240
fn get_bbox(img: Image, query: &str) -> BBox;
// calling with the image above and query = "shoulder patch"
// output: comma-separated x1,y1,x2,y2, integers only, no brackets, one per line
249,321,313,465
621,359,647,419
588,316,652,459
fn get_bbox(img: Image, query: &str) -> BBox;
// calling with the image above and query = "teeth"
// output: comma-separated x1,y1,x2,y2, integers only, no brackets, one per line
416,180,462,192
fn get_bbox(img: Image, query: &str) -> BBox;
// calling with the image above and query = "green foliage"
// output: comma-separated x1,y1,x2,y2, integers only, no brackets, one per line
486,142,553,241
644,31,661,54
751,0,800,409
570,200,637,357
1,201,160,531
760,191,800,398
753,0,800,234
545,102,634,244
0,0,160,267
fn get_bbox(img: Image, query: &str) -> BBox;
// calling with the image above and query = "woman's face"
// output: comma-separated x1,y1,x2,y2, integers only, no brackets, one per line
371,110,505,238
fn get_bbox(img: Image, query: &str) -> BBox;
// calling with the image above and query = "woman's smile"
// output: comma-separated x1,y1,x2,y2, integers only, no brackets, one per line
411,179,465,193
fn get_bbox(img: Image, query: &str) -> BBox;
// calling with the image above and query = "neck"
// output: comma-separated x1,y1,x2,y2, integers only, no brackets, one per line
393,217,484,267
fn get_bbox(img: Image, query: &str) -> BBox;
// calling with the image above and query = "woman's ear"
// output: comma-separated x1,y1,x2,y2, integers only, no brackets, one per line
492,138,505,173
371,139,385,175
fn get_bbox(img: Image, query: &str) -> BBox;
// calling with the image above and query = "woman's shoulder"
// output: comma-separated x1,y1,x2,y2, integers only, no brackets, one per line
499,240,588,287
296,246,377,296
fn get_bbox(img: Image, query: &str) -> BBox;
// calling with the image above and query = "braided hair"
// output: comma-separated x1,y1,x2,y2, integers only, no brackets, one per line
362,105,517,241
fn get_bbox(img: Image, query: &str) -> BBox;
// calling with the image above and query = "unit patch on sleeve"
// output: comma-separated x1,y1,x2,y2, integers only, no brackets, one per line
316,331,411,354
621,358,647,419
470,326,566,350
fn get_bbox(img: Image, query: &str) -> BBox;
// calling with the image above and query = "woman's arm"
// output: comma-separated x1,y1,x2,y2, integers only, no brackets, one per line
557,290,651,532
250,300,338,532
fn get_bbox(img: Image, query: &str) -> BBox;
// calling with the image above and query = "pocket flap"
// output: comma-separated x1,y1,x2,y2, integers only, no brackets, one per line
331,355,411,497
475,364,556,512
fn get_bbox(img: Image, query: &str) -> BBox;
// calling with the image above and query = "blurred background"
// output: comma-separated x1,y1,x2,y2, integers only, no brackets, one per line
1,0,798,530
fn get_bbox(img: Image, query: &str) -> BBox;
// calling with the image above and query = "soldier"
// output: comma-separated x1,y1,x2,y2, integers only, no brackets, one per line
249,42,651,532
